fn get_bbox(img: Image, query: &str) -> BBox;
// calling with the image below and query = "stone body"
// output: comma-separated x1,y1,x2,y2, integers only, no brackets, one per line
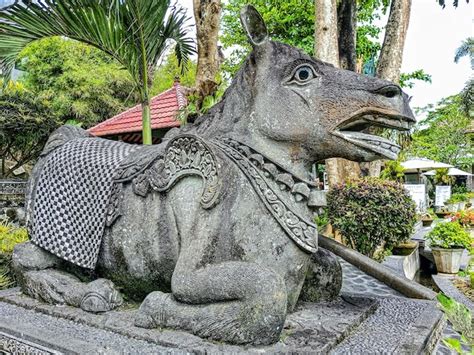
12,6,415,345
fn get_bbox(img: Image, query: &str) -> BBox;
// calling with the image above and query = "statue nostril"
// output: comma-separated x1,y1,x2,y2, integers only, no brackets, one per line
376,85,401,99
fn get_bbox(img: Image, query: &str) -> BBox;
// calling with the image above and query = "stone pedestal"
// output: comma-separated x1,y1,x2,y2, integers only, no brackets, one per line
0,288,444,354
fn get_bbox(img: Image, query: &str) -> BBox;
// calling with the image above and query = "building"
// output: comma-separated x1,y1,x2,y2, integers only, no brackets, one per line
88,81,186,144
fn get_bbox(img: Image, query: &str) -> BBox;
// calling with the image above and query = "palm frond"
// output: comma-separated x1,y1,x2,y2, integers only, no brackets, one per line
454,37,474,69
0,0,195,95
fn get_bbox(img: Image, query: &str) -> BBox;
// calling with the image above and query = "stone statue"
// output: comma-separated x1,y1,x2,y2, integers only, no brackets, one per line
12,5,415,345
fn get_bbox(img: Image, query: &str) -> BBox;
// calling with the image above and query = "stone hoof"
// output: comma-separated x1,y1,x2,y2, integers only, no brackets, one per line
80,279,123,313
135,291,170,329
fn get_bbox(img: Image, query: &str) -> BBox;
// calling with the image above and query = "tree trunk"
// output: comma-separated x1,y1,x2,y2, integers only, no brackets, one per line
314,0,339,66
315,0,361,186
365,0,411,176
193,0,222,109
337,0,357,71
141,100,152,145
376,0,412,83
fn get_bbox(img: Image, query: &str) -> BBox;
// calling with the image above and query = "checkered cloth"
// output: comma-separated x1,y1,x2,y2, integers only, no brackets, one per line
30,137,138,269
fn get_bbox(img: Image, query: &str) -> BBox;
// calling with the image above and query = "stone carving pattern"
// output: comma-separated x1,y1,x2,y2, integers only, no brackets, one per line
0,332,57,355
109,135,221,223
213,138,317,253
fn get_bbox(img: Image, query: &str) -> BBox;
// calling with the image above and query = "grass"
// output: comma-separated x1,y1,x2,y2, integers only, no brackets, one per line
0,222,29,290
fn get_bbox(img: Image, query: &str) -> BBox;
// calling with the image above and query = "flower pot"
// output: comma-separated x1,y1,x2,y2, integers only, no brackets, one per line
467,227,474,238
431,247,464,274
422,219,434,227
446,204,458,213
458,202,466,210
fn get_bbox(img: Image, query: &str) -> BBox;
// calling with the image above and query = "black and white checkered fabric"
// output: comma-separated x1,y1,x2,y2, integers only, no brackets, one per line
30,138,138,269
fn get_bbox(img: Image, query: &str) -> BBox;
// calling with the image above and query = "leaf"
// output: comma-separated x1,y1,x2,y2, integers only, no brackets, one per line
442,338,462,353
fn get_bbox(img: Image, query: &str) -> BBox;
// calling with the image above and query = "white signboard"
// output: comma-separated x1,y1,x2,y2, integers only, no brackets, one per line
435,185,451,207
404,184,426,212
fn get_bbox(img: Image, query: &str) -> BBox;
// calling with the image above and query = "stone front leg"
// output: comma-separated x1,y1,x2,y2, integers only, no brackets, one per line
12,242,123,312
299,248,342,303
135,261,288,345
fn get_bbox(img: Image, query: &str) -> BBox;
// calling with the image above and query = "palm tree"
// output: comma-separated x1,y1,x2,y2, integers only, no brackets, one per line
454,37,474,69
0,0,194,145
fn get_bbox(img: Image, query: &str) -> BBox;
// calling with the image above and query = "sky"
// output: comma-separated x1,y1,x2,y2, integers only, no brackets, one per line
178,0,472,116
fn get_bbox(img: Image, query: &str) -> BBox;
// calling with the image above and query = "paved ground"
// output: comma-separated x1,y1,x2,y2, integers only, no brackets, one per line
339,257,403,298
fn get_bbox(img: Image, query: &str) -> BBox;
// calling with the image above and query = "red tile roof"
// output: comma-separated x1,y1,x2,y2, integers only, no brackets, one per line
88,82,186,137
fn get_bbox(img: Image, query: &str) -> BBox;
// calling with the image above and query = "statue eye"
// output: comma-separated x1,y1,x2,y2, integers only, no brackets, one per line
290,65,316,84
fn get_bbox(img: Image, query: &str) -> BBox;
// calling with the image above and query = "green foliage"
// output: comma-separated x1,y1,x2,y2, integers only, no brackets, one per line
426,222,471,249
437,0,471,9
408,95,473,169
460,78,474,117
399,69,432,89
17,37,137,128
0,80,60,177
356,0,390,65
437,293,474,353
151,51,197,96
0,222,29,290
0,0,194,144
327,177,417,259
454,37,474,69
177,87,225,125
221,0,315,76
434,168,456,186
452,185,469,194
380,160,405,181
447,193,469,204
314,210,329,231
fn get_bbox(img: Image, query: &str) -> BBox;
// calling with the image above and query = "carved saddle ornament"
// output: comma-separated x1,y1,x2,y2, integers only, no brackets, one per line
107,134,318,254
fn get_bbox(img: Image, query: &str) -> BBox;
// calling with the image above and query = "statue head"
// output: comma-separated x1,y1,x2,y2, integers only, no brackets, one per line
196,5,415,163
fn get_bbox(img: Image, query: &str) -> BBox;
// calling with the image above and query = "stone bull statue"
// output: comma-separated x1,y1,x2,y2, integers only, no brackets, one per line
12,5,415,345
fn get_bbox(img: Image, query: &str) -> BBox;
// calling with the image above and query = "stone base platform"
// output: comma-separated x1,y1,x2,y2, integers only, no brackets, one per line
0,288,444,354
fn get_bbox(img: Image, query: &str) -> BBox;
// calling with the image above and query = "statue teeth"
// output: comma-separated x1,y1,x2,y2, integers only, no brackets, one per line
381,143,390,149
292,183,310,201
262,163,278,178
276,173,294,190
249,154,264,167
239,146,252,157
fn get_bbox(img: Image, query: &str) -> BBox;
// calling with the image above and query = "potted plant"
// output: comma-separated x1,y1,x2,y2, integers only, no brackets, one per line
468,192,474,207
456,193,468,210
450,210,474,238
426,221,471,274
327,178,417,260
445,193,468,212
420,209,436,227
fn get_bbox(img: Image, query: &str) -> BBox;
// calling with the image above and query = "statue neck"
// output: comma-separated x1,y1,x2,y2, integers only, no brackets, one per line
227,131,313,182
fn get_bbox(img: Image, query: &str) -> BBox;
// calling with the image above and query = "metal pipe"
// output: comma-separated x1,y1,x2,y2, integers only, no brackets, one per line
319,234,437,300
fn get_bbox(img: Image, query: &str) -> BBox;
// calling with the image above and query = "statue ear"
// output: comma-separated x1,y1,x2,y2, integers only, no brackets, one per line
240,5,268,46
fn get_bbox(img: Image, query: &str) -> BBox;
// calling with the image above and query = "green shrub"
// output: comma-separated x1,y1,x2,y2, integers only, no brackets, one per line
0,223,29,289
426,221,471,249
446,193,469,204
327,177,417,259
380,160,405,182
437,293,474,352
452,185,469,194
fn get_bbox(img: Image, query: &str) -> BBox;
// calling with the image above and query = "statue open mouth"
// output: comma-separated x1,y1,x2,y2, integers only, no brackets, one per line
332,108,413,160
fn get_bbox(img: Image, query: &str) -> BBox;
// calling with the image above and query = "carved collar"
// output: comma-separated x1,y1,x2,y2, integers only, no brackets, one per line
212,136,318,254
